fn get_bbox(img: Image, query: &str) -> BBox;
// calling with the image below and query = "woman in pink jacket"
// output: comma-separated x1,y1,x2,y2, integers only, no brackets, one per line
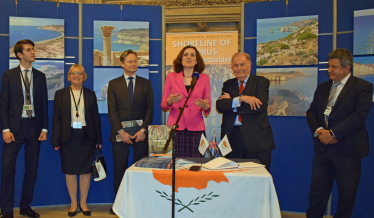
161,46,211,157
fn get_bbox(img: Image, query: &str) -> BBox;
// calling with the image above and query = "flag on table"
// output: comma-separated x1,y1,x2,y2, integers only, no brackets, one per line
198,133,209,155
208,131,220,158
217,134,232,156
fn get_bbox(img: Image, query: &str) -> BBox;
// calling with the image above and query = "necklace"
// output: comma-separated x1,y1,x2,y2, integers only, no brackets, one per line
183,74,191,78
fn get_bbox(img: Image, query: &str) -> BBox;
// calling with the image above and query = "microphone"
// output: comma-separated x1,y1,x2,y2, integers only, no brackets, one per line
191,72,199,89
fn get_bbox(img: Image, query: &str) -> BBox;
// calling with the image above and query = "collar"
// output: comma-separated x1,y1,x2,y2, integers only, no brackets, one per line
19,64,32,73
336,73,351,86
124,73,137,80
237,74,250,85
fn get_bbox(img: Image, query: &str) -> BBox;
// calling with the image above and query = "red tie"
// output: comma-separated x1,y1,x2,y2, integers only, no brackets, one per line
238,81,244,122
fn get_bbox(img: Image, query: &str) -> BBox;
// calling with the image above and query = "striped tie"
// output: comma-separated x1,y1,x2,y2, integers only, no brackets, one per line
324,82,340,127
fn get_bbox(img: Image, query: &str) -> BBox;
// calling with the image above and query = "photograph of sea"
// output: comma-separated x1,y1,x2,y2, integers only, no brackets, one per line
354,56,374,101
9,59,64,100
93,21,149,67
256,67,317,116
257,15,318,66
9,17,64,59
354,9,374,55
94,67,149,113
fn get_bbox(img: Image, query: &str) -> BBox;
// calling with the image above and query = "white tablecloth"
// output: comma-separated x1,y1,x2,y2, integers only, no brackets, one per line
113,165,281,218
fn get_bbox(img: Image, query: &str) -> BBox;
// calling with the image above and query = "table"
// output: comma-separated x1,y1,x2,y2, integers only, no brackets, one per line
113,158,281,218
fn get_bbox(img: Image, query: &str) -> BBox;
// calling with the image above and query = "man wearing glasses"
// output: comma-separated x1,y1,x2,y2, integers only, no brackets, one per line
107,50,154,215
0,40,48,218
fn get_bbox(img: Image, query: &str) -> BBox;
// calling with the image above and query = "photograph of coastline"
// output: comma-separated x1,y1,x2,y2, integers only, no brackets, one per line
9,17,64,59
9,59,64,100
256,67,317,116
354,56,374,101
354,9,374,55
94,21,149,67
93,67,149,113
148,125,172,157
257,15,318,66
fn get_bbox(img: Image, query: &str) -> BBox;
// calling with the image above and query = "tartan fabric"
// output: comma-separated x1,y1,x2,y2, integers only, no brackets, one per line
174,129,205,157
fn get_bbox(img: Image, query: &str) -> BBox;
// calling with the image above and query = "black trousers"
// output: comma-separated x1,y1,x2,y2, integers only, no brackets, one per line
226,126,272,171
1,118,41,216
306,147,362,218
112,126,148,196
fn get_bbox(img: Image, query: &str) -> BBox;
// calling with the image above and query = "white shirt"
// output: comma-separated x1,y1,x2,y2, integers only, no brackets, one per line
232,75,250,126
70,89,86,127
20,65,35,118
124,73,136,92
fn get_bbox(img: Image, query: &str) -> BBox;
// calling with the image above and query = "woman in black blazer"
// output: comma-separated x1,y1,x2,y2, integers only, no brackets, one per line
51,64,102,217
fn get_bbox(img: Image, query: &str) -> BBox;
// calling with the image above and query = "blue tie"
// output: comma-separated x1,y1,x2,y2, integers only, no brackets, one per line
128,77,134,105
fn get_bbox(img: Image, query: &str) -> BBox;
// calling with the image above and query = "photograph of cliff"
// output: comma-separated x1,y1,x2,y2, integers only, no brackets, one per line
9,59,64,100
256,67,317,116
93,68,149,113
354,9,374,55
9,17,64,59
148,125,173,158
257,15,318,66
354,56,374,101
94,21,149,67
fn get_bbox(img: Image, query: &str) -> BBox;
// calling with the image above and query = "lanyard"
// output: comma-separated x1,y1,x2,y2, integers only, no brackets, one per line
70,86,83,118
20,71,31,99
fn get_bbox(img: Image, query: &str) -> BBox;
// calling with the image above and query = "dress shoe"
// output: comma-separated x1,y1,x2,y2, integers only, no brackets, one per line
19,207,39,218
0,213,14,218
68,204,78,217
109,208,116,215
79,204,91,216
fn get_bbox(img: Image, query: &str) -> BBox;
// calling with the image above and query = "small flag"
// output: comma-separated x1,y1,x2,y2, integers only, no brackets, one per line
198,133,209,155
217,135,232,156
208,131,220,158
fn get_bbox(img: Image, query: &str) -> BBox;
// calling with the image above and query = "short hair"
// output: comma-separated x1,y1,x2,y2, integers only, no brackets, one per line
173,46,205,74
68,64,87,83
14,39,35,60
231,52,251,63
120,50,138,63
328,48,353,71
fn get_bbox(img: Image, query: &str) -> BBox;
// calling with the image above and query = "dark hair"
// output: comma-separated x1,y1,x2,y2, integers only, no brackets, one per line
328,48,353,71
14,39,35,60
173,46,205,74
120,49,138,62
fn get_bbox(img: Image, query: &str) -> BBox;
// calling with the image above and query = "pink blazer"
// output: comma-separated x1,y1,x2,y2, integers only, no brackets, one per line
161,72,211,131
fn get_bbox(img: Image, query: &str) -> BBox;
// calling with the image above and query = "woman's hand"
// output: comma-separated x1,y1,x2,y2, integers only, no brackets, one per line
96,144,102,149
54,147,60,151
194,94,210,110
167,89,183,106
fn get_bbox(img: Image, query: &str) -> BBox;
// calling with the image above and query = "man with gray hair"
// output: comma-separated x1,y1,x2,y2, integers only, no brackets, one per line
306,48,373,217
216,52,275,171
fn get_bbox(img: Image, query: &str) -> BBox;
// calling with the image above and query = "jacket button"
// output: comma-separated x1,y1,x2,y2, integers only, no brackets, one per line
186,105,189,108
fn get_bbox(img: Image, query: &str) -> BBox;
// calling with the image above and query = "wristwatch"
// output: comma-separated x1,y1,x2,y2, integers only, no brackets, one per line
141,128,148,134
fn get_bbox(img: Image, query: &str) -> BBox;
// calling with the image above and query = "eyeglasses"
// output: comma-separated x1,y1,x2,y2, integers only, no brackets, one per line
70,72,83,75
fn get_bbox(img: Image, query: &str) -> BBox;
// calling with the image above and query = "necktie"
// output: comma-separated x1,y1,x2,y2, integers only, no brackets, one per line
324,82,340,127
128,77,134,105
24,70,32,117
238,81,244,122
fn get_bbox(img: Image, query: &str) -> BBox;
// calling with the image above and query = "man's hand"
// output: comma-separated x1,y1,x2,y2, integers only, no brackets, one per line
317,129,334,145
131,130,146,142
239,95,262,110
96,144,102,149
328,137,338,144
218,92,230,100
3,132,15,144
38,131,47,141
54,147,60,151
118,129,133,144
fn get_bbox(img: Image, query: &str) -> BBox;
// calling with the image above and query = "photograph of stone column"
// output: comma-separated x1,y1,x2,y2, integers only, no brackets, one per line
94,21,149,67
256,67,317,116
9,17,64,59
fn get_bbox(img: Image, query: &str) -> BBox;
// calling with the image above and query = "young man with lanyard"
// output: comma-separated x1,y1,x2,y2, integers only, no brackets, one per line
0,40,48,218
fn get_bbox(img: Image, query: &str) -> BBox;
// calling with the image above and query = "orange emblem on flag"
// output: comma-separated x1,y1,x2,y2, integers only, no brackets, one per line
222,141,228,148
200,140,204,147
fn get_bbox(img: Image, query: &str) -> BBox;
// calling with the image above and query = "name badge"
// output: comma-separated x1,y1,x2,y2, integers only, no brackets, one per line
23,104,33,111
73,122,82,129
324,107,332,116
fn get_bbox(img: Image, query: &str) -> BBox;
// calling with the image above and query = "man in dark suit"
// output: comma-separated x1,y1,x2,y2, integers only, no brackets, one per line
0,40,48,218
107,50,154,215
306,49,373,218
216,52,275,171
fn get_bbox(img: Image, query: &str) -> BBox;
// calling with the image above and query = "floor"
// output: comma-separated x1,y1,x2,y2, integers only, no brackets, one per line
8,204,332,218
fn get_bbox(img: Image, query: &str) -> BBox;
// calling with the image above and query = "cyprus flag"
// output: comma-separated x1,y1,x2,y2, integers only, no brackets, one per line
198,133,209,155
218,135,232,156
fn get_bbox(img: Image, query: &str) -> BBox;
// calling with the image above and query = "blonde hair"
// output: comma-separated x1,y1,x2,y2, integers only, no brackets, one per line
68,64,87,83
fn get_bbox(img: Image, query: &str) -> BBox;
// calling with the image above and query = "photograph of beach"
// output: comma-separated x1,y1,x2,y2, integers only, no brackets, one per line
256,67,317,116
93,67,149,113
9,17,64,59
93,21,149,67
354,56,374,101
354,9,374,55
257,15,318,66
9,59,64,100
